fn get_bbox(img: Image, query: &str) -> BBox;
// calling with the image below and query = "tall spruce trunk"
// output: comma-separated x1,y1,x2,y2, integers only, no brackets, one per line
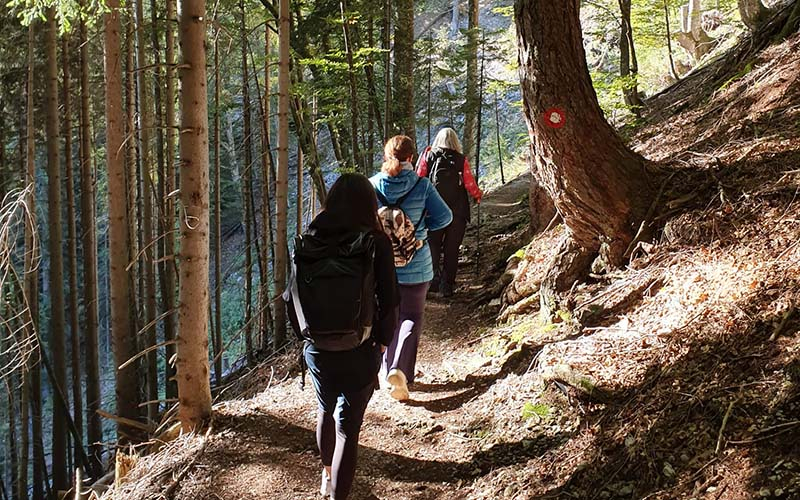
164,0,178,400
25,23,44,500
45,9,69,491
105,0,140,437
135,0,159,422
240,0,255,366
62,33,84,465
515,0,655,315
393,0,415,140
125,14,141,355
259,24,276,351
462,0,479,163
176,0,213,430
274,0,291,348
79,8,103,476
213,21,223,385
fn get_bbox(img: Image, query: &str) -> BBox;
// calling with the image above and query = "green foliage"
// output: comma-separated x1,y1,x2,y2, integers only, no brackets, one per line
522,401,551,420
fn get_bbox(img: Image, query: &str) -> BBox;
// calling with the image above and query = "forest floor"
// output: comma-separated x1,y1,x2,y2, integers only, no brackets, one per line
108,31,800,500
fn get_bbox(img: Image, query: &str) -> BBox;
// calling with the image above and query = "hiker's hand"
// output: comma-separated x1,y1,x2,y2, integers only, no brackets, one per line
380,345,387,353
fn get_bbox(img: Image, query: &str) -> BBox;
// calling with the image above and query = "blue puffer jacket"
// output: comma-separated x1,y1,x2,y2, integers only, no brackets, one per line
370,169,453,284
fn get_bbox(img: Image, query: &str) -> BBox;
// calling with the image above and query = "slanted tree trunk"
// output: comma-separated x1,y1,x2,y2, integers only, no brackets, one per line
393,0,415,140
240,0,255,366
462,0,479,164
62,33,84,466
176,0,213,431
275,0,291,348
515,0,655,317
676,0,714,62
25,22,44,500
45,8,69,491
619,0,644,113
164,0,178,401
134,0,159,423
105,0,141,437
79,5,103,476
739,0,769,30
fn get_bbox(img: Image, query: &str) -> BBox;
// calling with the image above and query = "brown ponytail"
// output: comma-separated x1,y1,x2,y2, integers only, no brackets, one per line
381,135,415,177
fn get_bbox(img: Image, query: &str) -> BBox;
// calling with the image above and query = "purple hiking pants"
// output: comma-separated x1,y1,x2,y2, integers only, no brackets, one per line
383,281,430,384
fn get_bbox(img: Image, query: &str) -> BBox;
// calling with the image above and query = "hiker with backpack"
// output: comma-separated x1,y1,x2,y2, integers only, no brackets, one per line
416,127,483,297
370,135,453,401
285,173,400,499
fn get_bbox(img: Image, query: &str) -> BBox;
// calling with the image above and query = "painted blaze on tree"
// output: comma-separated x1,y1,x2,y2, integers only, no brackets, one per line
514,0,657,302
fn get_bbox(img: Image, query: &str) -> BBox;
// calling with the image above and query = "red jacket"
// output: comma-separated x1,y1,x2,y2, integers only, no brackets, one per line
416,147,483,203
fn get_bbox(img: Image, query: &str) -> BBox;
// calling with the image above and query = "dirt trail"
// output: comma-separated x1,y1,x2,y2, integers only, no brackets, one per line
157,175,534,500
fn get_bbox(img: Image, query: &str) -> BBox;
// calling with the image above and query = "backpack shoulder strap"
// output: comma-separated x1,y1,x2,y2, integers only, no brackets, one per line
375,187,390,207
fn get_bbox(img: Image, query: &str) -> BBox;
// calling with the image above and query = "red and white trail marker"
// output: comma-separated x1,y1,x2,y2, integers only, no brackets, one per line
543,107,566,129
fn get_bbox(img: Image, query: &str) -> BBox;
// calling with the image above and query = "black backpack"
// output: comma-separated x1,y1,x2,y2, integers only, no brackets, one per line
288,230,376,351
427,149,469,216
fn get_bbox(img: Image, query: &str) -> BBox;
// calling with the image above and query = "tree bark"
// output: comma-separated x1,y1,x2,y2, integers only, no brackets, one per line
618,0,644,113
515,0,654,315
739,0,769,30
25,22,43,500
258,23,275,355
105,0,141,437
45,8,69,491
275,0,291,348
125,11,141,359
463,0,479,163
241,0,255,366
164,0,178,401
393,0,415,140
134,0,159,423
176,0,213,431
664,0,681,80
340,0,364,172
79,6,103,476
383,0,392,141
62,32,84,467
213,18,223,385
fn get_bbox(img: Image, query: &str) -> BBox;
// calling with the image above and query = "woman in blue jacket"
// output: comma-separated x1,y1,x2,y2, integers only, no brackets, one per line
370,135,453,401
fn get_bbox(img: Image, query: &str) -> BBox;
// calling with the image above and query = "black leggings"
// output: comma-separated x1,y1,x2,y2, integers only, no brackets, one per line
429,215,467,287
305,344,380,499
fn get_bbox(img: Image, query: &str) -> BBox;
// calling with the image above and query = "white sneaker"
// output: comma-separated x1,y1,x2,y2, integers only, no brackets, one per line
387,369,410,401
320,468,331,497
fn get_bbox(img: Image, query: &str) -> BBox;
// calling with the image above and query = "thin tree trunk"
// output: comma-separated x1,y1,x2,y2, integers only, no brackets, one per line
426,33,433,146
393,0,415,140
176,0,213,431
125,12,141,360
259,25,276,347
664,0,681,80
450,0,460,37
383,0,392,140
213,18,223,386
463,0,479,163
134,0,159,423
619,0,643,113
164,0,178,401
6,377,18,500
297,147,304,233
275,0,291,348
515,0,655,316
105,0,141,438
240,0,255,366
25,22,44,500
45,8,69,491
79,6,103,477
493,90,505,185
62,32,85,466
340,0,364,172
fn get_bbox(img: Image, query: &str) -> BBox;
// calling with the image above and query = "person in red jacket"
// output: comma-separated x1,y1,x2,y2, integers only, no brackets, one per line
416,127,483,297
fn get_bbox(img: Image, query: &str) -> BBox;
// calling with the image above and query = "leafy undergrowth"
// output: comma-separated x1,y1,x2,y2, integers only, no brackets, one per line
106,34,800,500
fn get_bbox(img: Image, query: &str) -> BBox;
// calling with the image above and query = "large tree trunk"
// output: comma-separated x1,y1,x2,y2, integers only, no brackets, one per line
515,0,654,315
274,0,291,348
739,0,769,30
619,0,644,113
62,33,84,467
134,0,159,423
45,9,69,491
79,6,103,477
164,0,178,401
105,0,141,438
393,0,415,140
176,0,213,431
462,0,479,163
25,23,44,500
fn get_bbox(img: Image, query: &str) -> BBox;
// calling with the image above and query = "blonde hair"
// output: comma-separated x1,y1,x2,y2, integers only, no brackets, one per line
382,135,415,177
431,127,462,154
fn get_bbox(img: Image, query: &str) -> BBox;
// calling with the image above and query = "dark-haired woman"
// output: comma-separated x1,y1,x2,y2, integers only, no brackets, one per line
289,173,399,499
370,135,453,401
